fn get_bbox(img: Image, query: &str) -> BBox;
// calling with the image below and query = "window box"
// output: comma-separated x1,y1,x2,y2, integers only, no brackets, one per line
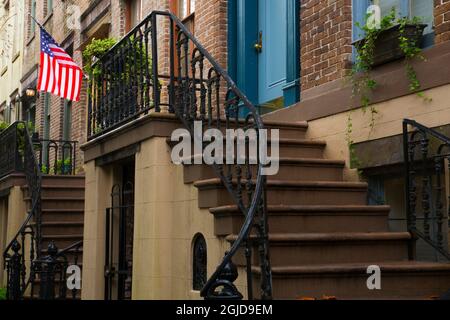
353,23,427,67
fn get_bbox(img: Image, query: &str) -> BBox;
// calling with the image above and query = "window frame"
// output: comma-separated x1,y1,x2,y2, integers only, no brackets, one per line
0,102,7,123
178,0,195,21
62,99,72,141
125,0,142,33
352,0,435,47
46,0,53,17
30,0,37,36
42,93,51,167
192,233,207,291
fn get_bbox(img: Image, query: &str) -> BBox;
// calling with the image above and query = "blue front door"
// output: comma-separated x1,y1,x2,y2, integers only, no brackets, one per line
257,0,288,105
229,0,299,110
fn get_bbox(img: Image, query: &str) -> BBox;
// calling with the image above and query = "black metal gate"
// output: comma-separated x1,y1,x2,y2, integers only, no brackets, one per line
104,181,135,300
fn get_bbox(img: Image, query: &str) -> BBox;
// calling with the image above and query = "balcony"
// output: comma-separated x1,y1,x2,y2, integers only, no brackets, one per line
0,123,78,179
87,12,175,140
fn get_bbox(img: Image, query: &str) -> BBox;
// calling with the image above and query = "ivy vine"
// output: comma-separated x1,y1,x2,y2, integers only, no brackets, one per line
347,8,430,169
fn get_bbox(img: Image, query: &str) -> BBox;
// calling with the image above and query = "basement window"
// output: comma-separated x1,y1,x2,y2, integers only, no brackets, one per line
192,233,207,291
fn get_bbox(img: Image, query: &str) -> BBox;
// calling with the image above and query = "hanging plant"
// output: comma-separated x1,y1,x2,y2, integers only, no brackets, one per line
347,8,430,168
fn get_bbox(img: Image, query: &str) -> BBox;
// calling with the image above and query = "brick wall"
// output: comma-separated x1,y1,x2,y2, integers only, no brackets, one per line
194,0,228,69
435,0,450,44
300,0,353,92
300,0,450,93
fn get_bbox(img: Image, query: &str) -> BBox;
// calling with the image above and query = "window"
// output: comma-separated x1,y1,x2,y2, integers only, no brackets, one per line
371,0,433,34
0,2,10,69
4,103,10,123
12,1,22,55
354,1,434,43
374,0,401,18
410,0,434,35
178,0,195,20
63,0,74,36
8,94,22,122
176,0,195,34
63,100,72,141
192,234,207,291
0,102,6,122
26,104,36,132
125,0,142,32
43,93,51,165
62,45,73,141
45,0,53,16
30,0,36,36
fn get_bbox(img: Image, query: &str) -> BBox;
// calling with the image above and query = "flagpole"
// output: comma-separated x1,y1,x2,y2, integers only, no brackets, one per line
28,13,45,30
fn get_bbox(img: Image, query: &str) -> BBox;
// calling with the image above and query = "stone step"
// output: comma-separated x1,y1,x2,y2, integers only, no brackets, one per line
263,120,309,140
39,221,84,236
32,197,85,211
41,175,86,187
184,158,345,184
41,209,85,223
41,234,84,249
197,119,309,140
195,179,368,208
228,232,411,267
23,185,85,198
276,139,326,159
252,262,450,300
210,205,390,236
168,136,326,160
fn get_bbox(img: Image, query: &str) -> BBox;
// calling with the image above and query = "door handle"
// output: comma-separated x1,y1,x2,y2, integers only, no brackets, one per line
254,31,263,53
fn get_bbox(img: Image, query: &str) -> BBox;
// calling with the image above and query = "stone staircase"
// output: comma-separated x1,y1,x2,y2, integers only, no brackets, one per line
179,120,450,300
23,175,85,264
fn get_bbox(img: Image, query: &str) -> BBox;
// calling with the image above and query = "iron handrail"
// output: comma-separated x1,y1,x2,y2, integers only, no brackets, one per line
55,240,83,258
3,122,42,257
3,121,42,299
404,119,450,145
166,11,271,299
403,119,450,260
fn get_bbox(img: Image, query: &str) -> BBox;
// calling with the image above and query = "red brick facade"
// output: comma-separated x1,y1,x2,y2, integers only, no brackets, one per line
300,0,353,91
435,0,450,44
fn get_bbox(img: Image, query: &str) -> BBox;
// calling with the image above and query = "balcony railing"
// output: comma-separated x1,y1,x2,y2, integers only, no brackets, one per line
88,11,272,300
3,121,42,300
87,12,173,140
33,138,78,175
0,124,79,178
0,122,26,179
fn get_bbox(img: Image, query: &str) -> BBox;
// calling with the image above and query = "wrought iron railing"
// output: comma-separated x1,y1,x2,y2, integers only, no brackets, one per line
29,241,83,300
33,138,78,175
2,121,42,299
0,122,25,179
87,11,170,139
403,119,450,260
88,11,272,300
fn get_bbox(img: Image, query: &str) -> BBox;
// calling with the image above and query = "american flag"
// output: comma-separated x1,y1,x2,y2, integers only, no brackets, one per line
37,27,83,102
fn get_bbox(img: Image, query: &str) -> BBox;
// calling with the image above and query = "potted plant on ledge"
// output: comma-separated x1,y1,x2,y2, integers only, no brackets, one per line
346,8,430,169
353,12,427,67
350,8,430,114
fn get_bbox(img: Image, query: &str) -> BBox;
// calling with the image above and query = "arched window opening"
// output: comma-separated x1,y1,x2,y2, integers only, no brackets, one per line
192,234,207,291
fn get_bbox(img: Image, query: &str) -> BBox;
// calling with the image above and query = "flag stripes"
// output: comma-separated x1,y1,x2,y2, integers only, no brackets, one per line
37,27,83,102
